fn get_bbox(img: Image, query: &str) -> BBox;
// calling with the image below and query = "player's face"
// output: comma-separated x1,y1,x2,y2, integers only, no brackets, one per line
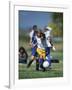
41,33,43,38
20,49,23,53
34,30,38,35
44,29,47,32
37,32,41,38
34,27,37,31
44,29,49,32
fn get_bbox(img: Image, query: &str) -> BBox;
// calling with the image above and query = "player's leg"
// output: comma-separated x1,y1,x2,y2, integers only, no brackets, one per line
36,48,42,67
36,48,46,71
39,59,45,71
46,47,51,66
36,57,39,71
27,55,35,68
35,51,39,71
27,47,36,68
39,52,46,71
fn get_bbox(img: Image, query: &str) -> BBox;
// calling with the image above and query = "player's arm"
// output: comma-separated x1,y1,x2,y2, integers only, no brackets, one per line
50,40,56,51
52,46,56,51
32,42,37,47
29,31,33,46
29,38,32,46
48,36,56,51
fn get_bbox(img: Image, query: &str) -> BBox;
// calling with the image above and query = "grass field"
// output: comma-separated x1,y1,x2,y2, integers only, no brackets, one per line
19,36,63,79
19,60,63,79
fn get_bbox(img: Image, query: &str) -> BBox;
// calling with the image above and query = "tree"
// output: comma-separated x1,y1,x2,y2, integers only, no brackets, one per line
52,13,63,30
48,23,63,37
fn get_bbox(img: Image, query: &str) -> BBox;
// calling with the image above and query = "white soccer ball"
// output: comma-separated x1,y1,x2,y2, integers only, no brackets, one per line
43,61,49,68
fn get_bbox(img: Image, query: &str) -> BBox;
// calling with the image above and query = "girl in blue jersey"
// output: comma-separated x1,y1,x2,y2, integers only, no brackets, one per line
27,25,38,68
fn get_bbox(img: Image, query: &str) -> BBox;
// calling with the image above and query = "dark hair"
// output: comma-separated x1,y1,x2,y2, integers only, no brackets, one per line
41,33,46,39
19,46,28,61
19,47,27,54
33,25,37,30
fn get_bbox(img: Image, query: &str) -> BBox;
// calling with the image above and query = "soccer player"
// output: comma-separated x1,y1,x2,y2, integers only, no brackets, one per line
44,26,56,68
27,25,39,70
36,30,47,71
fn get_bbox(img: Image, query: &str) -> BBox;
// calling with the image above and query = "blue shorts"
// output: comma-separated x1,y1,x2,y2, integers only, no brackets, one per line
31,46,37,56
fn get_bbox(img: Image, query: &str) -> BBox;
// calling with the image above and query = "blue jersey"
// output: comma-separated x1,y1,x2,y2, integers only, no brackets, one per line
32,32,37,46
31,32,37,56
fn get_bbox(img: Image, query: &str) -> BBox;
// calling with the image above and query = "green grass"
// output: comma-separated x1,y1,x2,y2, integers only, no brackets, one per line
19,36,63,79
19,60,63,79
19,50,63,79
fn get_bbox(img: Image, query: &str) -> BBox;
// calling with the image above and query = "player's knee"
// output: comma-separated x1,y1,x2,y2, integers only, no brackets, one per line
40,55,43,59
31,56,35,60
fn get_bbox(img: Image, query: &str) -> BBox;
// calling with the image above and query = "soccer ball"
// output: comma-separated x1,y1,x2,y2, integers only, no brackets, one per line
43,61,49,68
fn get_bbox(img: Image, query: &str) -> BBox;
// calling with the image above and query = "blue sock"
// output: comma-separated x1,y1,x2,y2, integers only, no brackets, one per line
39,58,43,64
46,54,51,66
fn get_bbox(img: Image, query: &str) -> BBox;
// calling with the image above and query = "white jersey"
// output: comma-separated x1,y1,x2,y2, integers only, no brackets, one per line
44,30,51,38
46,41,52,47
44,30,52,47
29,30,34,39
35,36,44,49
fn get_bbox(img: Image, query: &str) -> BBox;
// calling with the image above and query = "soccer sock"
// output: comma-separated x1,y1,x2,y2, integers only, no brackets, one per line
27,60,33,68
46,54,51,66
39,58,44,68
36,59,39,70
39,58,43,64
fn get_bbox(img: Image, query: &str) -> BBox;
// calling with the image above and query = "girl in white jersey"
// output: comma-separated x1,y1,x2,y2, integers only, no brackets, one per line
36,30,47,71
27,25,39,70
44,26,56,49
44,26,56,68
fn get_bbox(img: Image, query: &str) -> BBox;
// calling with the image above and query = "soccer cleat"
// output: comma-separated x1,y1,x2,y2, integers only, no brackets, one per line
42,68,46,72
40,64,46,72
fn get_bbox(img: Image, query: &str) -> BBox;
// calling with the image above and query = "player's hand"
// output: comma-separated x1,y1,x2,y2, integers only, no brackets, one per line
52,46,56,51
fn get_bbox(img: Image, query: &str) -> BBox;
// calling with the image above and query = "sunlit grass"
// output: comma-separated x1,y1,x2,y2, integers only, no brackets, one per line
19,60,63,79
